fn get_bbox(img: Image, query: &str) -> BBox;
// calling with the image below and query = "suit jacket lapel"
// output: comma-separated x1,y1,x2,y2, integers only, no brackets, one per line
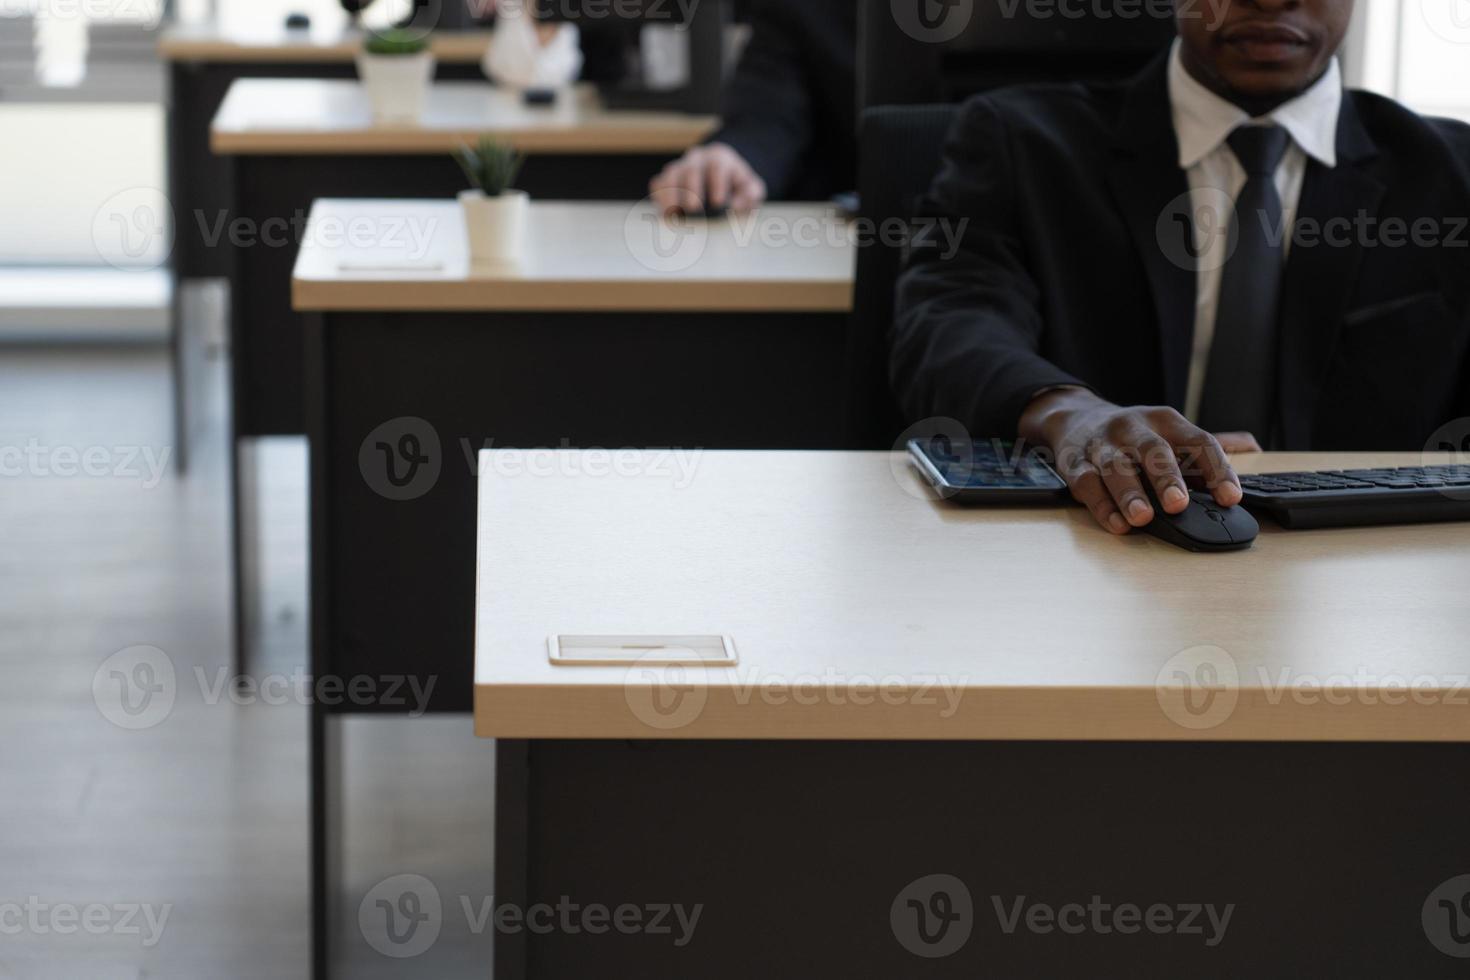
1276,96,1385,449
1107,55,1197,412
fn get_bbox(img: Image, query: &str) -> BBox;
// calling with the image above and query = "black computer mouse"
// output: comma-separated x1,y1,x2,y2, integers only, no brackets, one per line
1139,483,1258,552
285,12,311,29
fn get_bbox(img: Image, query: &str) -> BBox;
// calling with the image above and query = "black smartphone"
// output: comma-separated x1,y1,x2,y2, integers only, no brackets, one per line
907,436,1069,504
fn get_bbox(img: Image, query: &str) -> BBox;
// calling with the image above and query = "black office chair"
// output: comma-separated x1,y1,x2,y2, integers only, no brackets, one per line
846,104,958,450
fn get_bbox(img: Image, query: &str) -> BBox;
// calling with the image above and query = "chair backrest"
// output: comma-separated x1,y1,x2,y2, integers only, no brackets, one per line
858,0,1174,109
846,104,958,449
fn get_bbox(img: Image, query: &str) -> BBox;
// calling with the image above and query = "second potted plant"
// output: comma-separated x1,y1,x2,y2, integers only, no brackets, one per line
356,28,435,124
454,136,528,265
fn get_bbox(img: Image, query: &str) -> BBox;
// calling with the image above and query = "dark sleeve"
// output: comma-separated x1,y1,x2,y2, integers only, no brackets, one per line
889,96,1089,438
708,1,812,198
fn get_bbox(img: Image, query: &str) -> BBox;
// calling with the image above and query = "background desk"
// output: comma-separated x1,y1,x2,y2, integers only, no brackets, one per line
161,25,493,281
159,26,492,473
475,450,1470,978
213,79,719,438
297,200,854,977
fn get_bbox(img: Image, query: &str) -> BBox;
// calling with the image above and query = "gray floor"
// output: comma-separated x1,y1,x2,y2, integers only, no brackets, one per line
0,290,495,978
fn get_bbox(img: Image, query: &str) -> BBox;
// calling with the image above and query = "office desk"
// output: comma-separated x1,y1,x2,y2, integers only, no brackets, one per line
298,200,853,977
159,25,491,472
215,80,719,438
473,450,1470,978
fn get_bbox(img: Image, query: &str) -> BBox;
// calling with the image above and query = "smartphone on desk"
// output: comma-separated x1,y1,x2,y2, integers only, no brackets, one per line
907,436,1069,504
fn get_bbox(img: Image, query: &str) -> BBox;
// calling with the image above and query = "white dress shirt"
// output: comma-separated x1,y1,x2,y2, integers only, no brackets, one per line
1166,39,1342,423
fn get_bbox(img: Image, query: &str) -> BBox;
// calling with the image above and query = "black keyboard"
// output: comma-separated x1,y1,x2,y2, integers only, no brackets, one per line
1239,464,1470,529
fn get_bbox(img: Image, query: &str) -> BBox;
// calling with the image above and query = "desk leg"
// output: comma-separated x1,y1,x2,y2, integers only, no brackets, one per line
309,700,343,979
494,741,530,980
306,313,335,979
169,270,189,476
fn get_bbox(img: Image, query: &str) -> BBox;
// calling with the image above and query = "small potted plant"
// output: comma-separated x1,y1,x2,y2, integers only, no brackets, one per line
356,28,435,124
454,135,528,264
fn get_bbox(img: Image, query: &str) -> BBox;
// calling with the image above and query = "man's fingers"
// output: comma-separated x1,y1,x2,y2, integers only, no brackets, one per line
1128,430,1190,514
1214,431,1263,454
728,171,767,212
704,154,736,208
1168,426,1243,507
649,152,706,215
1063,462,1130,535
1092,444,1154,527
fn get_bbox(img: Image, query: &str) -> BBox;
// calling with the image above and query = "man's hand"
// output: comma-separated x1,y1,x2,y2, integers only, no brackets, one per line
649,143,767,216
1018,388,1259,536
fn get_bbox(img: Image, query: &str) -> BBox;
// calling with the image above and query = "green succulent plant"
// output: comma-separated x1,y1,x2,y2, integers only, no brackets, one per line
453,136,525,197
363,28,430,56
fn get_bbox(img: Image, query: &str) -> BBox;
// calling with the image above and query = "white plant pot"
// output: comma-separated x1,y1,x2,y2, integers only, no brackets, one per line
460,189,529,265
355,51,435,124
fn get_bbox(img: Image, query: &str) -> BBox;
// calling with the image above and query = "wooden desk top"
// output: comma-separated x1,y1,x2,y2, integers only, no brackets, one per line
158,23,492,63
474,451,1470,742
292,199,855,313
210,79,718,155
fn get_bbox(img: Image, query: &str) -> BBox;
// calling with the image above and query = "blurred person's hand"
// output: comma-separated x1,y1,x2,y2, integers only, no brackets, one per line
650,143,767,215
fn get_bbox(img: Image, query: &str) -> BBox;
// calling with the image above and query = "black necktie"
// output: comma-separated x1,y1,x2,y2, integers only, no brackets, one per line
1197,124,1292,440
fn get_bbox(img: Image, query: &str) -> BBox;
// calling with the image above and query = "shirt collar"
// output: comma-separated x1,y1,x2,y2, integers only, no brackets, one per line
1167,37,1341,171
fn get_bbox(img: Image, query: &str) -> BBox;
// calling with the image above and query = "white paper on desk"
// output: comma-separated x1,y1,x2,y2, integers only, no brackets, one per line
482,10,583,91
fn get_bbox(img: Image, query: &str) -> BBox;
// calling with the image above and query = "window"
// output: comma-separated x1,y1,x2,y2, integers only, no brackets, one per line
1356,0,1470,121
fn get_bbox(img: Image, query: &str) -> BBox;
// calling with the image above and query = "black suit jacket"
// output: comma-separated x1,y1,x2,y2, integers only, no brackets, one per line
891,55,1470,450
711,0,857,200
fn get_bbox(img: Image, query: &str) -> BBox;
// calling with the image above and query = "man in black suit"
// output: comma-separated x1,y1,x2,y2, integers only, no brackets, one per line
892,0,1470,537
649,0,856,212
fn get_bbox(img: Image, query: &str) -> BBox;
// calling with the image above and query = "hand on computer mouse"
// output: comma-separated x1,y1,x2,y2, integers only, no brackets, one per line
1018,387,1245,537
649,143,767,217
